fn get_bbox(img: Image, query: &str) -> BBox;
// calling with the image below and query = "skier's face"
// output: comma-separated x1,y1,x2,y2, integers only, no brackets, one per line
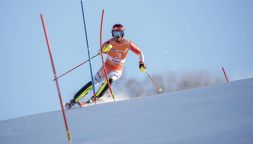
112,30,124,42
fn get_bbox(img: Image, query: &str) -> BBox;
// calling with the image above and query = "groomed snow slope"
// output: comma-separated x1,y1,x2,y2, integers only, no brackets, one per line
1,78,253,144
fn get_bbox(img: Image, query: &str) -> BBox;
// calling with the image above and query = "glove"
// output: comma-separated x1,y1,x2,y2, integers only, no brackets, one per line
139,62,146,72
102,44,112,53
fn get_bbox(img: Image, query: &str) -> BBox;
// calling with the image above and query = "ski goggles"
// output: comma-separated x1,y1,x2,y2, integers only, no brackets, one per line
112,30,124,37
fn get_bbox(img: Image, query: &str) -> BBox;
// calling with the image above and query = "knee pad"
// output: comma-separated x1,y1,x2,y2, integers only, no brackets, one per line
108,71,121,81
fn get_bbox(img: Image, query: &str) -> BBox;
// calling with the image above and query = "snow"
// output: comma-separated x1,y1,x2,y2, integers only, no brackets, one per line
1,78,253,144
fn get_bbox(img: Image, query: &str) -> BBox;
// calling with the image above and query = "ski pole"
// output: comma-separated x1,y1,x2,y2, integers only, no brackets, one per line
145,71,163,93
53,53,100,81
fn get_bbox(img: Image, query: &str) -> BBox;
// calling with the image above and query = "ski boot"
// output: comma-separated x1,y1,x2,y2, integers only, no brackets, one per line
65,99,76,109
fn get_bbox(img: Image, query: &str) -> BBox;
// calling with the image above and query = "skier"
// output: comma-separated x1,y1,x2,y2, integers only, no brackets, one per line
65,24,146,109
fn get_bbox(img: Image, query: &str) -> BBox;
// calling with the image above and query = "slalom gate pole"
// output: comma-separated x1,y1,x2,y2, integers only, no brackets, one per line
145,71,163,93
53,53,100,81
100,9,116,101
80,0,96,100
40,14,72,144
222,66,229,83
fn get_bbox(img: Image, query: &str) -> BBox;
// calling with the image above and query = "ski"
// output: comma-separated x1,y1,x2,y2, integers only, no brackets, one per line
63,102,91,110
63,99,99,110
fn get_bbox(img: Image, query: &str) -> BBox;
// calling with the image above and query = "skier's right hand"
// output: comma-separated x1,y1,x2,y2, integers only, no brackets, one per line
102,44,112,53
139,62,146,72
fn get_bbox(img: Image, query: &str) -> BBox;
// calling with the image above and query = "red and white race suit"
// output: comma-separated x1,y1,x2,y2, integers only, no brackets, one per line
94,38,144,84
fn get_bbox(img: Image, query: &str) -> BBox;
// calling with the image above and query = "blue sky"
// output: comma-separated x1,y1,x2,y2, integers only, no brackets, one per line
0,0,253,120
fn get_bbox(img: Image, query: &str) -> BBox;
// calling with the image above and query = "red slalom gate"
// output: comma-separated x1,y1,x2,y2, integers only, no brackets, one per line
99,9,116,101
40,14,72,144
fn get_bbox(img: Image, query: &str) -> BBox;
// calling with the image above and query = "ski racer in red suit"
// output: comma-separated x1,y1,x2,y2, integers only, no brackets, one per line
65,24,146,109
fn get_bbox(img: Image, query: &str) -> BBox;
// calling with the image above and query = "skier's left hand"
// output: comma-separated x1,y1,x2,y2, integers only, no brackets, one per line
139,62,146,72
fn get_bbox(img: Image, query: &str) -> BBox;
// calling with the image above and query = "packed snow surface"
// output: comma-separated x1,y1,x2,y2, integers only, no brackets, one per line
1,78,253,144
